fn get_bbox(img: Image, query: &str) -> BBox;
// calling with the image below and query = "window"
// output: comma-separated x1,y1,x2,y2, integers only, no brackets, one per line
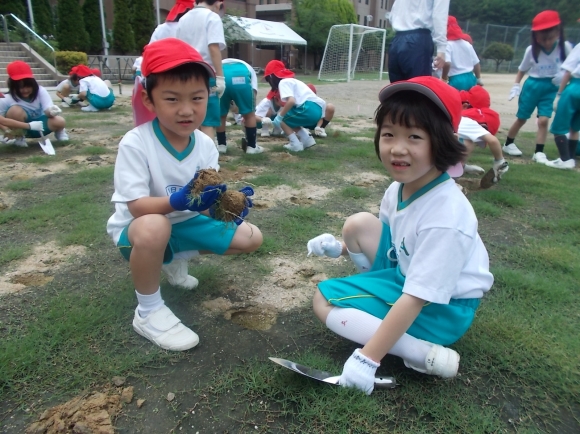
357,14,360,23
364,15,367,26
381,0,384,8
379,19,382,28
366,0,369,4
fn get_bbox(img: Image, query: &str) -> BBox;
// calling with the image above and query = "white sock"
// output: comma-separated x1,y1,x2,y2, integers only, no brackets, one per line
347,248,372,273
173,250,199,260
136,287,164,318
288,133,301,146
296,128,310,142
325,307,430,368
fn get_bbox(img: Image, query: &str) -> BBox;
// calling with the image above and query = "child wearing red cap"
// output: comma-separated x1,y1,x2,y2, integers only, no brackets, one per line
254,95,283,137
504,10,571,162
71,65,115,112
150,0,194,43
307,76,493,394
304,83,335,138
264,60,326,152
106,38,262,351
442,16,483,91
56,69,82,108
0,60,68,146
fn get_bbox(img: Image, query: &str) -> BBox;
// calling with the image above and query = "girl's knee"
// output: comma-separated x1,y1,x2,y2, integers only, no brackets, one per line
48,116,66,130
6,105,26,120
129,215,171,248
537,117,549,128
231,223,263,253
343,212,376,237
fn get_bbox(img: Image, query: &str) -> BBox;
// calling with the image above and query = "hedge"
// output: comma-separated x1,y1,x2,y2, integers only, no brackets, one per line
55,51,88,75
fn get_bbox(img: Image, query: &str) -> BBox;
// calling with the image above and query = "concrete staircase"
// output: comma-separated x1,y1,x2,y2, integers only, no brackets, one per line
0,43,57,88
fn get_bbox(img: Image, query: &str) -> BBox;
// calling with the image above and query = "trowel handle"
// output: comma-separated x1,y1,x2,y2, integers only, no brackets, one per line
374,376,397,388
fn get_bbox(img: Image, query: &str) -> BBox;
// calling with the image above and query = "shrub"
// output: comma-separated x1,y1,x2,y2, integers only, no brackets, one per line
482,42,514,72
55,51,88,74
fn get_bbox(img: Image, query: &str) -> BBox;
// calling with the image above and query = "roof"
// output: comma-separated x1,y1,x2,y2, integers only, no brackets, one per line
223,15,307,46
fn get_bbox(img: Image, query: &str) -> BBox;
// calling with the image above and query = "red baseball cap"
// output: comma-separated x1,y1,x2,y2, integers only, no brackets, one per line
264,60,295,79
69,66,79,75
466,85,490,109
462,107,501,135
306,83,317,94
91,68,102,77
7,61,34,80
166,0,194,22
141,38,215,78
75,65,94,78
532,10,561,31
379,76,462,132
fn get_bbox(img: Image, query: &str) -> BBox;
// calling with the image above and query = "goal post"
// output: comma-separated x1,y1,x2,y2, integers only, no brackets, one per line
318,24,387,82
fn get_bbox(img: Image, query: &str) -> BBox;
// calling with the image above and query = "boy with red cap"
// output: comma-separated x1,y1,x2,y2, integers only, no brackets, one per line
504,10,571,162
106,38,262,351
72,65,115,112
308,76,493,394
149,0,194,42
176,0,226,140
264,60,326,152
442,16,482,91
0,60,68,146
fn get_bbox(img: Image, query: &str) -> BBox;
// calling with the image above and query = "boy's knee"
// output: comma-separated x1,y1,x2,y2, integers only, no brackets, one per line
343,212,376,237
6,105,26,120
129,215,171,248
537,117,549,128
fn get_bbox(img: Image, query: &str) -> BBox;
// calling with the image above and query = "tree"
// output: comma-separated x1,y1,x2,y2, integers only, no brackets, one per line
112,0,135,54
56,0,90,52
83,0,104,54
131,0,155,52
0,0,26,21
482,42,514,72
291,0,356,69
32,0,54,37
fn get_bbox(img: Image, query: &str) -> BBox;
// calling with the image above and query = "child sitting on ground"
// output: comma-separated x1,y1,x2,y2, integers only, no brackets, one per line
106,38,262,351
73,65,115,112
56,68,81,108
255,93,283,137
264,60,326,152
308,76,493,394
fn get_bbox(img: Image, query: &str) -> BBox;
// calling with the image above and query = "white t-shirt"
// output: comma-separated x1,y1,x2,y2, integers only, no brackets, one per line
0,86,53,119
133,56,143,72
278,78,326,111
79,76,111,98
446,39,479,76
107,122,220,244
176,7,226,69
379,176,493,304
390,0,449,54
255,97,275,118
56,79,80,93
458,116,489,146
149,22,178,43
518,41,572,78
561,43,580,78
222,58,258,91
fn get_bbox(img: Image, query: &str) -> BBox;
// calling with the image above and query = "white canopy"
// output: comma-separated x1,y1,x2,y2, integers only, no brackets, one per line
223,15,307,46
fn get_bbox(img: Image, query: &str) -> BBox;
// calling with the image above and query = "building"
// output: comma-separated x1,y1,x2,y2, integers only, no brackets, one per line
350,0,394,29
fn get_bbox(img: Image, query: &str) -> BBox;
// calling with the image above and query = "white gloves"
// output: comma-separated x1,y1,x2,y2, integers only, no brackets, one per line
508,83,520,101
62,97,72,105
339,349,380,395
476,77,484,86
214,75,226,98
261,117,272,126
553,94,560,112
47,105,62,116
28,121,44,131
307,233,343,258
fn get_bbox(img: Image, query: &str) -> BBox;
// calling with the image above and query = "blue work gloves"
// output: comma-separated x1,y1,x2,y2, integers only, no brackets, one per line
272,114,284,129
169,172,227,212
209,186,254,225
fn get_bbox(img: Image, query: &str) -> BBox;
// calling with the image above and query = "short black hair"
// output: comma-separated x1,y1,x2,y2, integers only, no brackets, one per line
7,77,39,102
373,91,466,172
145,62,210,101
265,74,281,90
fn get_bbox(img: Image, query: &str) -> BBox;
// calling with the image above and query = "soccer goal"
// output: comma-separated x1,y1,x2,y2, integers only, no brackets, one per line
318,24,387,82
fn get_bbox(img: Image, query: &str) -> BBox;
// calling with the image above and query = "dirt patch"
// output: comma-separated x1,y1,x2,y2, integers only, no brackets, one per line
0,241,87,295
343,171,389,187
0,190,17,210
254,184,332,205
332,118,375,134
219,165,263,183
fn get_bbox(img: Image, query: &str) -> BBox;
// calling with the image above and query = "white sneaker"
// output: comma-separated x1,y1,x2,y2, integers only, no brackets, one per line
301,134,317,149
225,121,232,127
283,142,304,152
55,129,69,141
217,144,227,154
246,145,264,154
404,343,460,378
162,259,199,290
60,101,70,108
532,152,548,163
502,143,523,156
464,164,485,174
260,118,272,136
272,126,284,136
545,158,575,169
81,104,99,112
14,137,28,147
1,136,16,145
132,306,199,351
234,114,244,125
314,126,327,137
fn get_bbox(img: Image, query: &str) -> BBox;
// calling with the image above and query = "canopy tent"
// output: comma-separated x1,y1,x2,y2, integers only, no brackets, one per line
222,15,307,72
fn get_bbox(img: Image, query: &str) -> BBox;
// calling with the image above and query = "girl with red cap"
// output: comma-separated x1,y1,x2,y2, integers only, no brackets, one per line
56,67,82,108
503,10,571,162
442,16,482,91
0,60,68,146
72,65,115,112
264,59,326,152
149,0,194,43
308,76,493,394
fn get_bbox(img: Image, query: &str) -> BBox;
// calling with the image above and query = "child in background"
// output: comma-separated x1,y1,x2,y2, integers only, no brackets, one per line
442,16,483,91
132,56,143,78
74,65,115,112
106,38,262,351
56,68,81,108
264,60,325,152
546,41,580,169
217,58,262,154
150,0,194,42
254,95,283,137
305,83,335,138
504,10,571,161
0,60,68,146
308,77,493,395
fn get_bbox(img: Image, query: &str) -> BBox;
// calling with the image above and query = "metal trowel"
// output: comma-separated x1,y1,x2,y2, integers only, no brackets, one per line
38,132,55,155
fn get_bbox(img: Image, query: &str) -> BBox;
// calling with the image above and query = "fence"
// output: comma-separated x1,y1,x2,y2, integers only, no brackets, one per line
87,55,139,82
458,20,580,73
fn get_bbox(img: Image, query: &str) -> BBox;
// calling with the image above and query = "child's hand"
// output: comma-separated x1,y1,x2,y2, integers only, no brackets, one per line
508,84,520,101
306,234,342,258
28,121,44,131
169,176,226,212
339,349,380,395
272,114,284,129
214,76,226,98
47,105,62,116
476,78,484,86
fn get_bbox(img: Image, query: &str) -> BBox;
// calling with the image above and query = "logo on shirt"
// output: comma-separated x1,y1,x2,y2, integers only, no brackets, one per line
387,242,399,262
399,237,410,257
166,185,182,195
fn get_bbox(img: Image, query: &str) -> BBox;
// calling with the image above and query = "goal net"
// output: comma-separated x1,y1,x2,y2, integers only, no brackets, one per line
318,24,386,82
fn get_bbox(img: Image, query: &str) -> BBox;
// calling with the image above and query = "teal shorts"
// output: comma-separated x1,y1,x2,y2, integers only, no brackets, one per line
220,63,255,117
203,77,221,127
24,114,51,138
116,214,237,264
318,222,480,346
517,77,558,120
87,89,115,110
283,101,323,129
549,78,580,136
449,71,477,91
